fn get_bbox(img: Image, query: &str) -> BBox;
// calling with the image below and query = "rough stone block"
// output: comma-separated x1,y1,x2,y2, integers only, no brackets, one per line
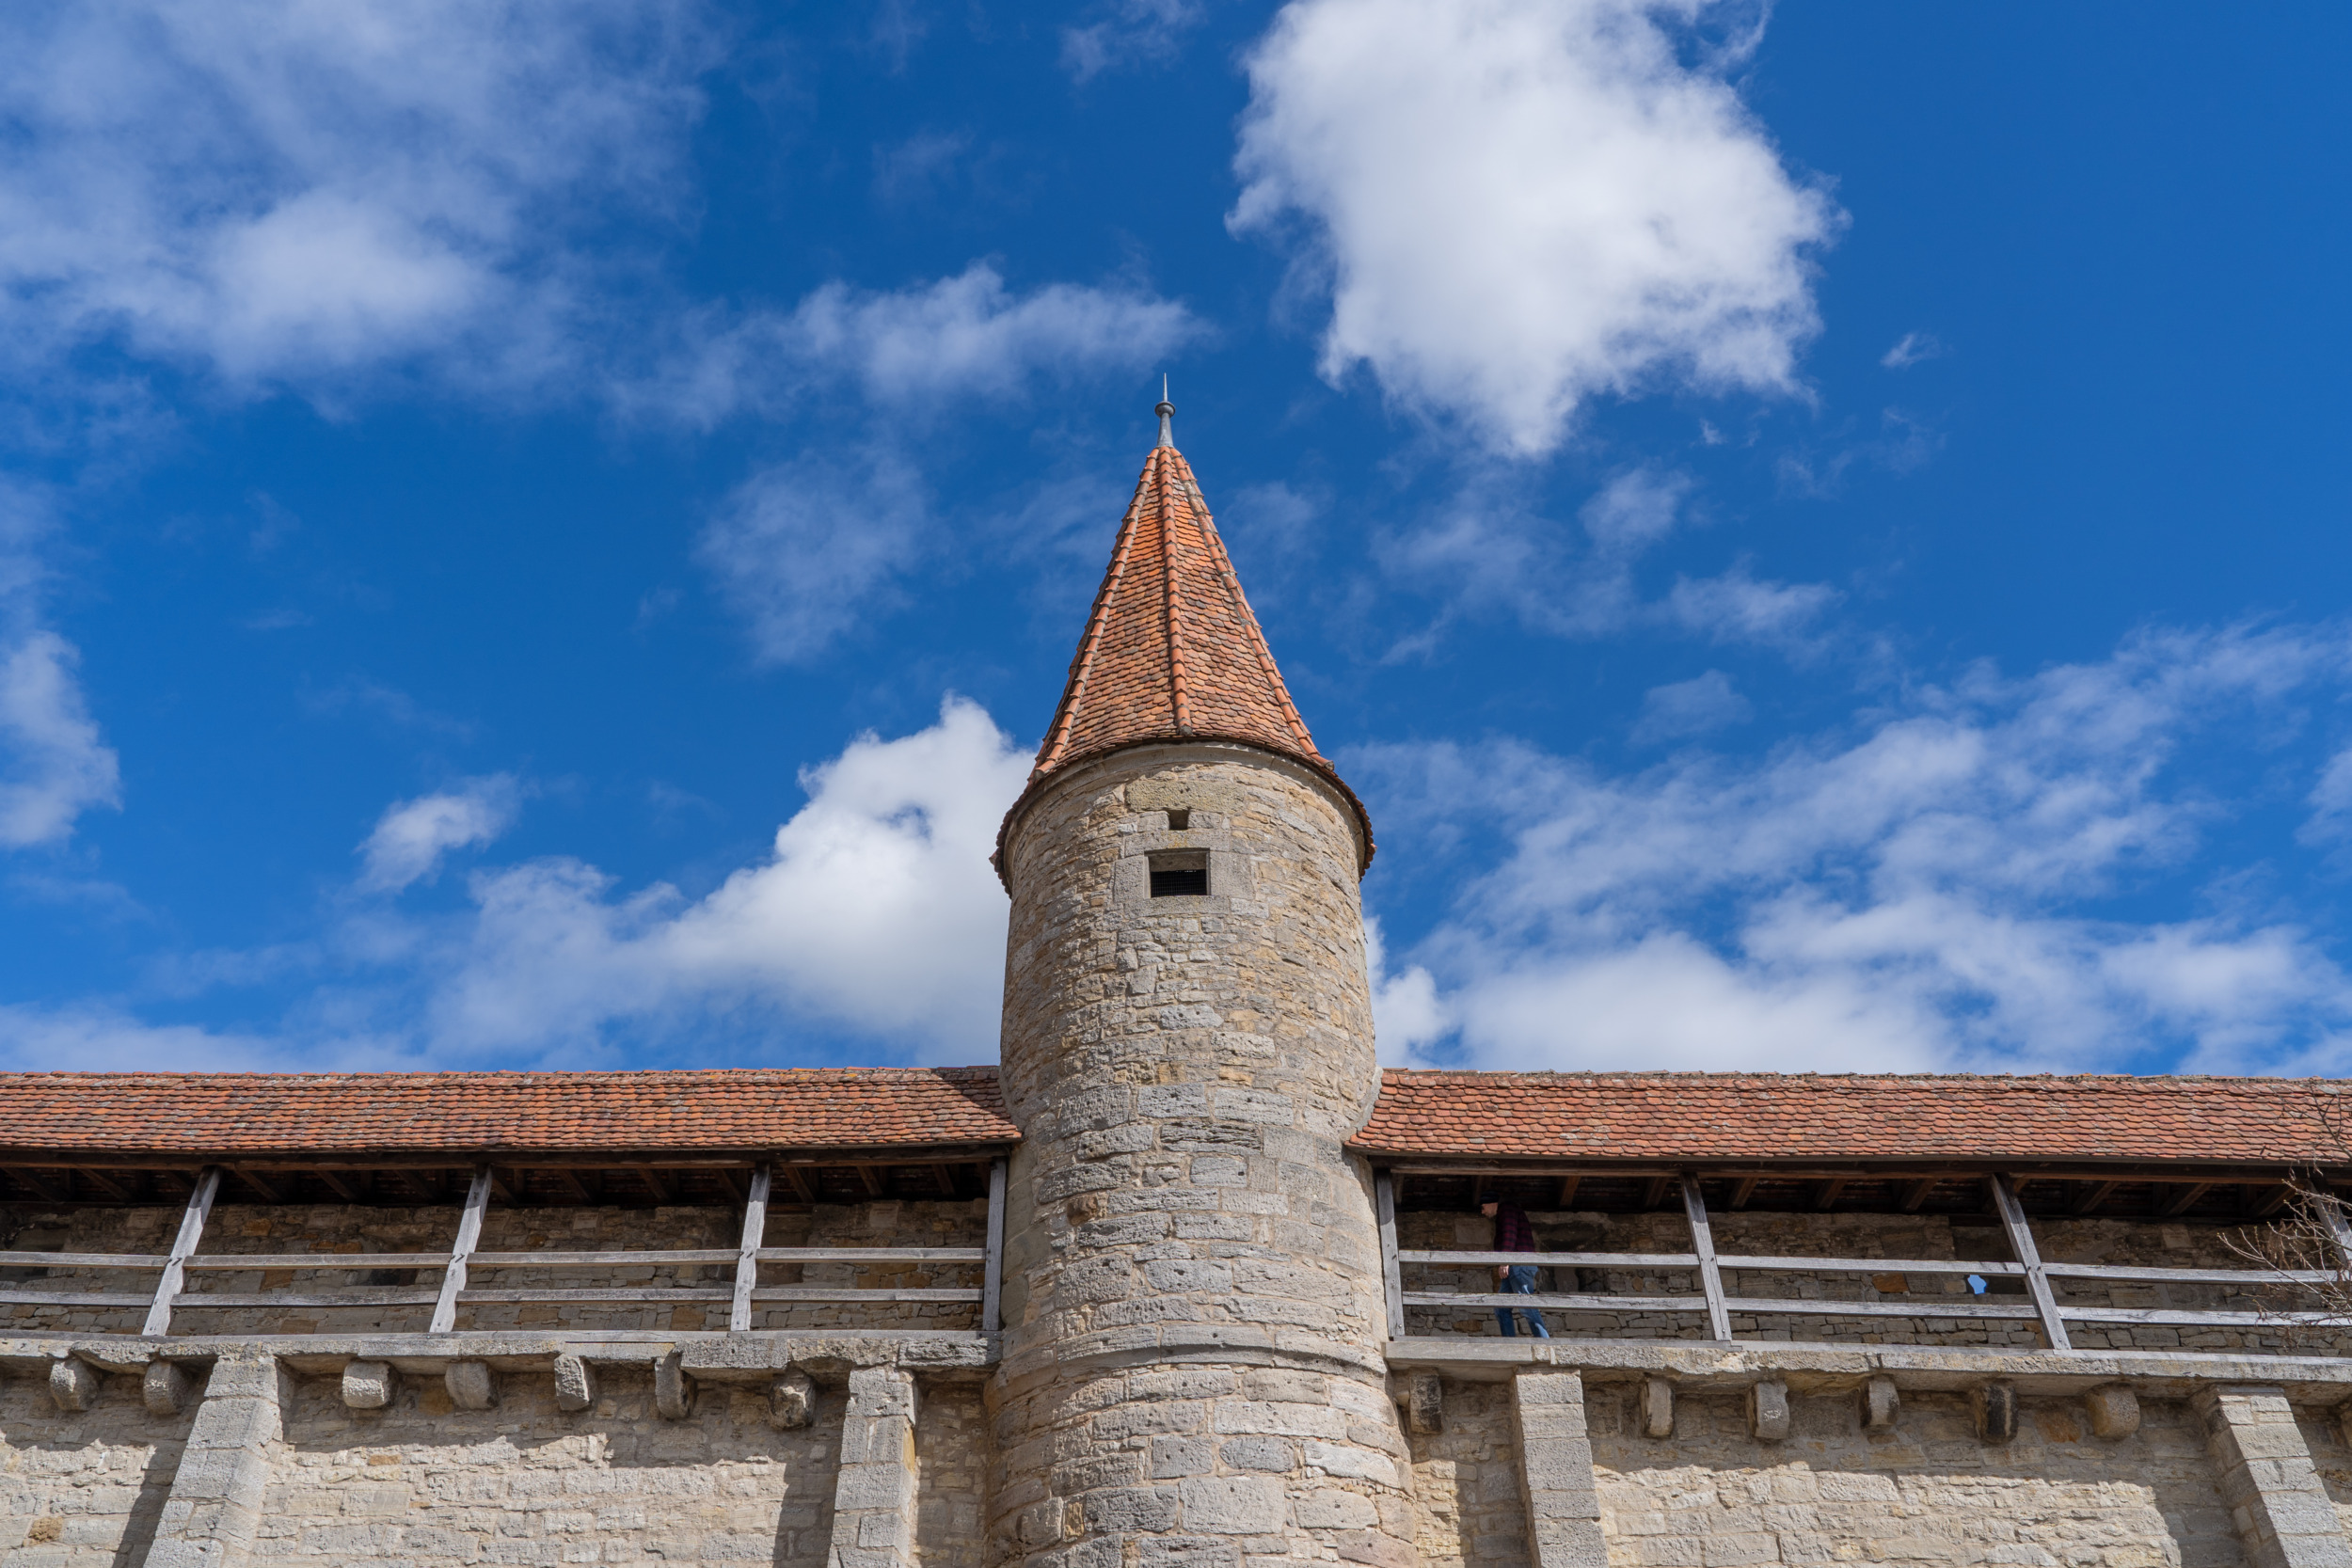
444,1359,498,1411
49,1355,101,1412
341,1359,394,1410
771,1368,815,1430
655,1350,694,1419
1857,1375,1897,1432
552,1351,597,1412
1295,1490,1377,1529
1972,1382,2017,1444
1181,1477,1285,1535
1746,1381,1789,1443
2083,1383,2139,1440
144,1358,194,1417
1639,1375,1674,1439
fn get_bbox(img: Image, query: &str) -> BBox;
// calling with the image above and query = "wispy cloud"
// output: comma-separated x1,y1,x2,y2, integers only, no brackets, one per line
1231,0,1840,455
0,0,714,398
1361,623,2352,1075
695,450,929,665
1061,0,1204,81
1882,330,1945,370
358,775,525,893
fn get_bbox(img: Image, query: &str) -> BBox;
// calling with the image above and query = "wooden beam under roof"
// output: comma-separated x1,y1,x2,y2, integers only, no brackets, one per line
1375,1159,2341,1185
2251,1183,2296,1218
2162,1182,2214,1218
1899,1179,1937,1212
4,1166,67,1202
1555,1175,1581,1209
1642,1176,1673,1210
310,1167,363,1202
231,1167,284,1204
634,1167,675,1205
2072,1180,2122,1215
1728,1176,1760,1211
1812,1178,1848,1212
74,1167,133,1202
775,1165,815,1204
856,1165,886,1198
0,1144,1018,1172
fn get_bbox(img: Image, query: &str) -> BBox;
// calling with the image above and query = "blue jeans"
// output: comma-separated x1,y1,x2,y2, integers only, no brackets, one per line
1496,1264,1549,1338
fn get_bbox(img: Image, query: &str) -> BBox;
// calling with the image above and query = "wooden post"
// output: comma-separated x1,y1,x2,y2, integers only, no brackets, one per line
429,1165,492,1336
142,1165,221,1337
730,1164,772,1333
1375,1170,1406,1340
981,1157,1007,1334
2312,1179,2352,1272
1679,1174,1733,1342
1992,1173,2072,1352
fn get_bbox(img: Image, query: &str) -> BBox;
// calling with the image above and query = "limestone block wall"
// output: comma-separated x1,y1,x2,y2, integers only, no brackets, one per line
1584,1383,2245,1568
0,1361,191,1563
261,1365,843,1566
1402,1378,1531,1568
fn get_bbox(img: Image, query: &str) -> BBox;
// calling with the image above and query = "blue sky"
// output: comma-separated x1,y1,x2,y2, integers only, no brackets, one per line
3,2,2350,1076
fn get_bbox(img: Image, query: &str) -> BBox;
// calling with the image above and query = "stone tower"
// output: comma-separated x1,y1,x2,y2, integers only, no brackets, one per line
989,401,1413,1567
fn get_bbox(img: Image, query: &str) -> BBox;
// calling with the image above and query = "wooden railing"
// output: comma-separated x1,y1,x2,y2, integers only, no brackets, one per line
1375,1171,2352,1352
0,1159,1009,1338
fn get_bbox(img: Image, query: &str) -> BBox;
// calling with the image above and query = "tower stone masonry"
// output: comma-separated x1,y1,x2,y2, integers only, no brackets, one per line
989,409,1416,1567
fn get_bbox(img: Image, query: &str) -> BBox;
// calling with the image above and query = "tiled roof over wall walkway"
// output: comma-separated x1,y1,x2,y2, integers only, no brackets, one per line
0,1068,1014,1156
1355,1069,2352,1168
0,1066,2345,1166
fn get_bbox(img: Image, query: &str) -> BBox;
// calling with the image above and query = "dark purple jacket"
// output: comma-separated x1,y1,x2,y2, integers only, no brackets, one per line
1492,1203,1536,1254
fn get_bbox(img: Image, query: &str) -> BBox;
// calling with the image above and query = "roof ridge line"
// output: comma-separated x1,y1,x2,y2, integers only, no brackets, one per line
1033,468,1152,779
1159,452,1193,733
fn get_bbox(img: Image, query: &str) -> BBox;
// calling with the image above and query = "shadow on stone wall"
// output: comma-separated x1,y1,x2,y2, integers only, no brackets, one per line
0,1370,192,1567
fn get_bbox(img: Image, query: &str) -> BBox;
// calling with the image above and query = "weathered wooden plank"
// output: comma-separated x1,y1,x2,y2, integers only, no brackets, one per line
2042,1261,2339,1286
752,1247,987,1262
431,1249,739,1268
1400,1292,1700,1312
429,1166,492,1335
1717,1256,2026,1276
1727,1296,2045,1322
1680,1174,1733,1341
1397,1250,1700,1268
0,1251,168,1270
2058,1305,2352,1328
1993,1173,2072,1352
161,1290,443,1308
730,1164,771,1333
1375,1171,1405,1340
181,1252,456,1270
142,1166,221,1337
982,1157,1007,1336
0,1291,163,1307
751,1288,982,1303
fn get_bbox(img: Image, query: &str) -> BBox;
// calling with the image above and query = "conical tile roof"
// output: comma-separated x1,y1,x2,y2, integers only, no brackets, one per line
996,433,1373,879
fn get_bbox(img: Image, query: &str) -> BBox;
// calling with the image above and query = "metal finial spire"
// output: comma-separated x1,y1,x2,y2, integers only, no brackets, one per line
1154,375,1175,449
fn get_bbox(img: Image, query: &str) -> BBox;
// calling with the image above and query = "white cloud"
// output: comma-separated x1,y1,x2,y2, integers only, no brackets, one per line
1361,624,2352,1074
426,698,1028,1058
1232,0,1839,454
1380,466,1836,652
696,451,929,665
1061,0,1204,81
783,263,1200,406
1368,916,1448,1064
1882,330,1945,370
358,775,524,893
0,631,121,848
0,0,709,391
1631,670,1752,745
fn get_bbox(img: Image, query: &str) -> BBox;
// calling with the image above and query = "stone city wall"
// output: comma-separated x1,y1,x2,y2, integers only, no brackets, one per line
0,1339,987,1568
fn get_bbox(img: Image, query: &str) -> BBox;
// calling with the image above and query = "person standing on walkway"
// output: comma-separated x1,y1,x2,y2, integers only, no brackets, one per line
1480,1198,1550,1338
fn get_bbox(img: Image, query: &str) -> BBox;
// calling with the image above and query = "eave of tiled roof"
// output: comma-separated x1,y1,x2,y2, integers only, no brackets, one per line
1352,1069,2352,1170
0,1069,1015,1158
995,439,1373,883
7,1067,2338,1170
